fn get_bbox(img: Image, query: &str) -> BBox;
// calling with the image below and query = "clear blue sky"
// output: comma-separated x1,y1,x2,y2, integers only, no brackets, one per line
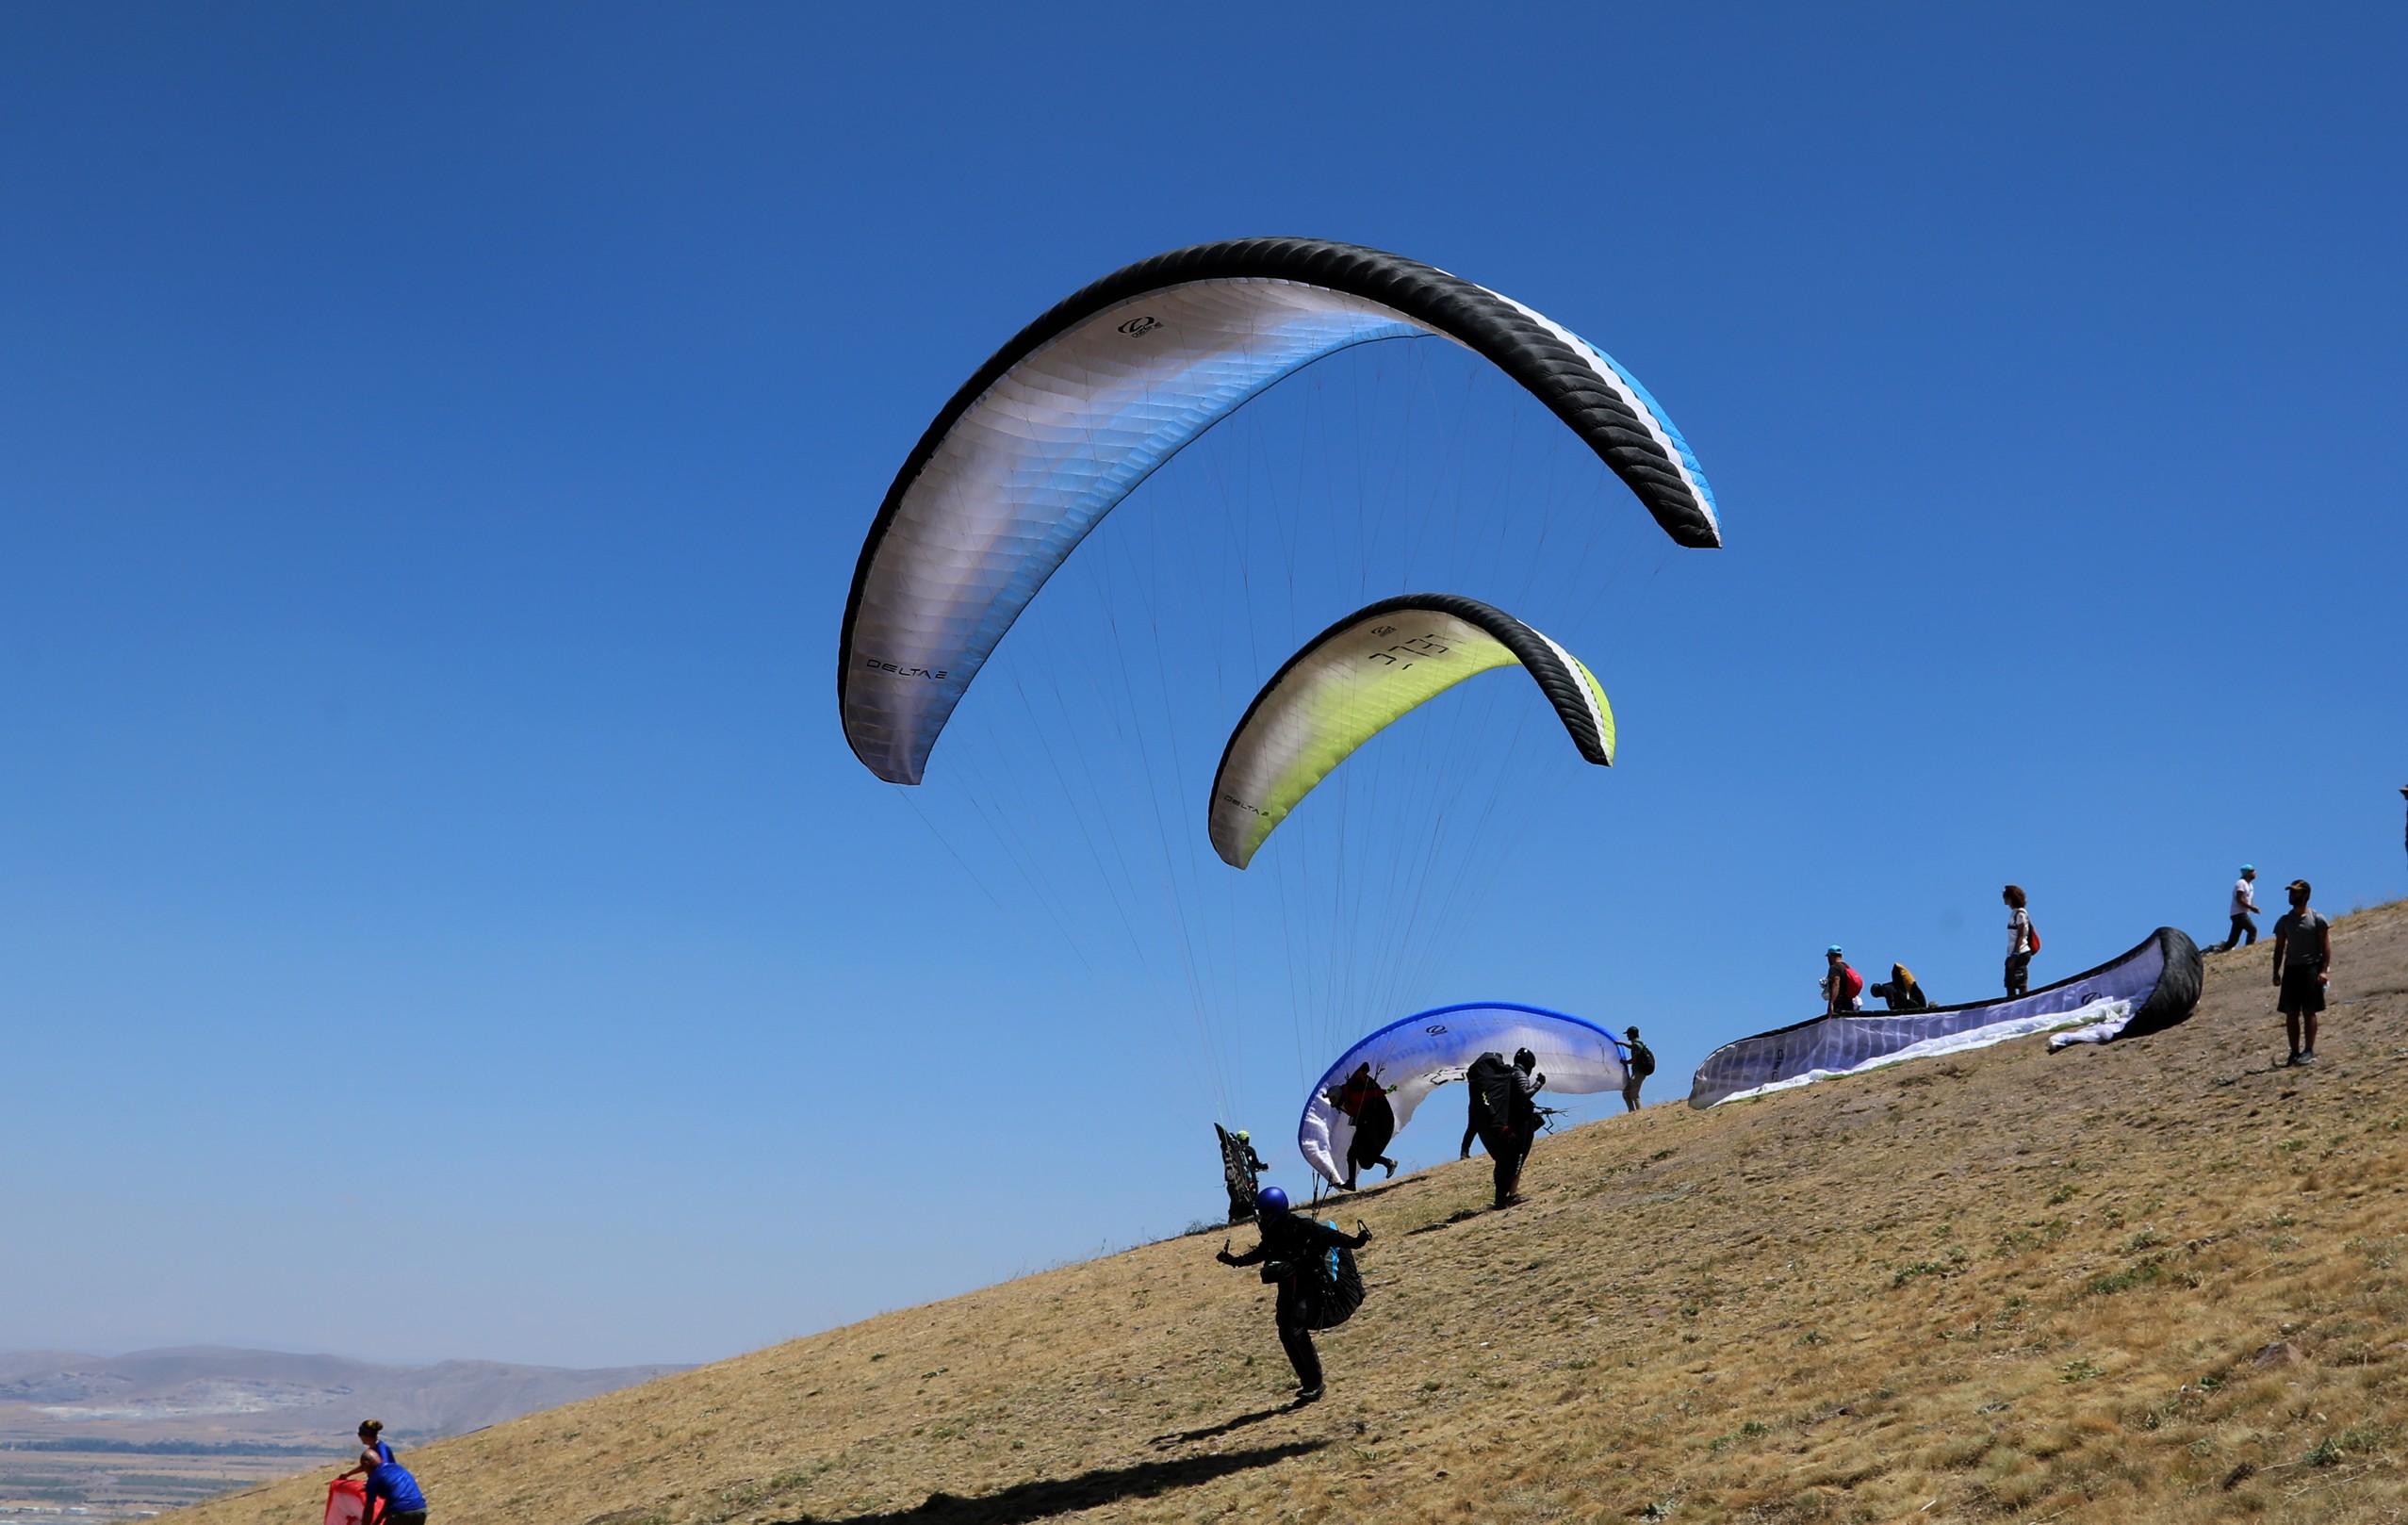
5,5,2403,1369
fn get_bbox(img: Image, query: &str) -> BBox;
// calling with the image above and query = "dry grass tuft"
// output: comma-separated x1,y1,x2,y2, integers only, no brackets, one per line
169,902,2408,1524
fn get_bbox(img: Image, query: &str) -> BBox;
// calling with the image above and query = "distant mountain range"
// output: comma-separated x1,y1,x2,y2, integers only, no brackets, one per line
0,1347,688,1518
0,1345,685,1444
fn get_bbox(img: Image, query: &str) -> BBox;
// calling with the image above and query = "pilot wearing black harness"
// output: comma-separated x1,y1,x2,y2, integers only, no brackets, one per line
1460,1048,1543,1207
1216,1186,1371,1404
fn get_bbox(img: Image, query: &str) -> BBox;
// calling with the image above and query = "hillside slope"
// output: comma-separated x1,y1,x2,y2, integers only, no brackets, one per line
173,902,2408,1525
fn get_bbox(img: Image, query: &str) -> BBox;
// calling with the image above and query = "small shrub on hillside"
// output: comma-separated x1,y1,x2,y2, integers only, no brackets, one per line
1995,1221,2071,1256
2060,1358,2105,1383
2086,1257,2168,1297
1709,1420,1771,1451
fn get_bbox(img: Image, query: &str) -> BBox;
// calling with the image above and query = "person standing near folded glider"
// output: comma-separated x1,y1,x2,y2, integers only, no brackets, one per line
1822,946,1864,1014
1620,1025,1654,1112
2003,886,2035,998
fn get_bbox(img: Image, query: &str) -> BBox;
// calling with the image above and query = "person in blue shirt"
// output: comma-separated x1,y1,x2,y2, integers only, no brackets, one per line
337,1419,429,1523
336,1418,391,1479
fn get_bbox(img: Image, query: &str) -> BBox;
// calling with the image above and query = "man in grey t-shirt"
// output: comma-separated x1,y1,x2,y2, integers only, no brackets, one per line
2270,878,2333,1066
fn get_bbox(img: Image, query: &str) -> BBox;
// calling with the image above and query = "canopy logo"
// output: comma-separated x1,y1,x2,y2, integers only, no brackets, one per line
1117,315,1160,336
862,658,949,681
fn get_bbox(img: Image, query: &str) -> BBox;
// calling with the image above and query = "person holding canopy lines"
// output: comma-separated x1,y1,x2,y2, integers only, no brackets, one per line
1620,1025,1654,1111
1324,1063,1399,1190
1215,1186,1371,1404
1216,1126,1268,1222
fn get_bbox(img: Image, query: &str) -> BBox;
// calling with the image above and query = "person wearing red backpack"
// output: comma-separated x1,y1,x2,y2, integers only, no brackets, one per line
1822,946,1865,1013
2004,884,2038,997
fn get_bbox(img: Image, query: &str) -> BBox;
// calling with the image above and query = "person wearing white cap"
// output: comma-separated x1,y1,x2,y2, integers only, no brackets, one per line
2220,865,2263,951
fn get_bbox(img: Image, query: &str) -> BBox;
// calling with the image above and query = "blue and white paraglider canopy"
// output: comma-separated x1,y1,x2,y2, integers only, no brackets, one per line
1299,1001,1629,1187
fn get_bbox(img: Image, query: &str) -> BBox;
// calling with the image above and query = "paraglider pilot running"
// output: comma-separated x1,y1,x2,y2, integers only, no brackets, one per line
1216,1186,1370,1404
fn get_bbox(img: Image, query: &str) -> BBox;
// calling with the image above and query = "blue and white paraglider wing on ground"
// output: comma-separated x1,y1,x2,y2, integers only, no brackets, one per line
1685,928,2204,1108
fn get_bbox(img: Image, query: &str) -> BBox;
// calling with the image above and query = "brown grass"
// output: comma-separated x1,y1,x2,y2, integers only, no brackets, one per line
173,902,2408,1524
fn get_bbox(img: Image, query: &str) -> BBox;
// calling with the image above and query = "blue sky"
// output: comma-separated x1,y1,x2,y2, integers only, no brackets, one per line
4,5,2403,1369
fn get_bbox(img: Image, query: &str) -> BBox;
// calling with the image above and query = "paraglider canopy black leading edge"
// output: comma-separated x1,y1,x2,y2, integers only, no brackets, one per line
837,237,1722,785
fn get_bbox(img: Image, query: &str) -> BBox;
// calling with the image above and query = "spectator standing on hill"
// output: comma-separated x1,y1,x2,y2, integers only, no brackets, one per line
2003,886,2035,997
1621,1025,1654,1112
1822,946,1864,1014
2220,865,2263,950
2271,878,2333,1066
1215,1186,1371,1404
1868,963,1929,1010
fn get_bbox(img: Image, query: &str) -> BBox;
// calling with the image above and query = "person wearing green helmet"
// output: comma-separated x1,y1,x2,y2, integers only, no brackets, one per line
1217,1125,1269,1222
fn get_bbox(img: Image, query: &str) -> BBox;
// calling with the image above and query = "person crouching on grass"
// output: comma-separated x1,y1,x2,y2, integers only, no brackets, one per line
2271,878,2333,1067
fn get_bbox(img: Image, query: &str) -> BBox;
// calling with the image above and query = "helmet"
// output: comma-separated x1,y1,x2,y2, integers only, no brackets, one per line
1513,1047,1536,1068
1826,944,1843,957
1255,1186,1289,1217
1234,1129,1250,1141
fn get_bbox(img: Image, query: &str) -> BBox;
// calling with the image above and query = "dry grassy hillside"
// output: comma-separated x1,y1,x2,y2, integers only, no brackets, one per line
179,902,2408,1525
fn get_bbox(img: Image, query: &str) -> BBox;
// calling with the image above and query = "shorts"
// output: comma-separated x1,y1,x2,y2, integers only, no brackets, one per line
2278,962,2327,1015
